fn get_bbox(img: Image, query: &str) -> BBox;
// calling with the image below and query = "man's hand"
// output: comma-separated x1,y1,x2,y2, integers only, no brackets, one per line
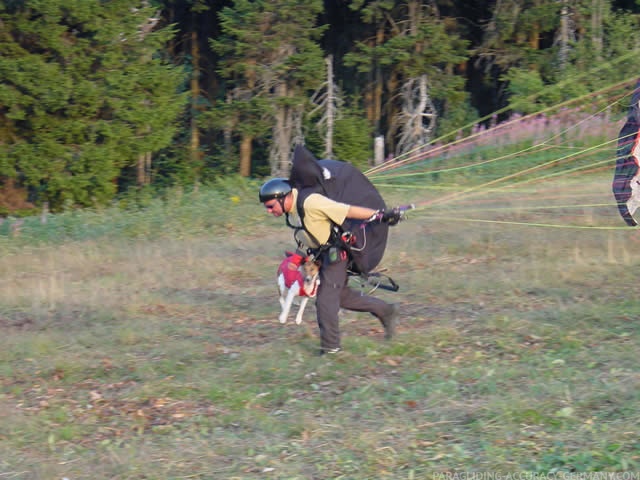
381,208,402,225
367,205,415,225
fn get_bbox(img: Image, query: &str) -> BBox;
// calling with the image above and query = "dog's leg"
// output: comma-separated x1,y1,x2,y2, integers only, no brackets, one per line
277,274,286,308
294,297,308,325
279,281,299,324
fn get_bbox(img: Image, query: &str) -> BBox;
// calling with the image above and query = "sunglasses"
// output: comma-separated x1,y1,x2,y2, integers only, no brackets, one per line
265,200,278,211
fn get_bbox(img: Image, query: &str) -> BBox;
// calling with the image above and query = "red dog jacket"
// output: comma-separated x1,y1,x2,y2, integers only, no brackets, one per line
277,252,318,297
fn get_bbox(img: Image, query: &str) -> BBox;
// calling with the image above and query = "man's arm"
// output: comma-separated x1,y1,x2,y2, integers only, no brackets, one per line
346,205,378,220
348,205,408,225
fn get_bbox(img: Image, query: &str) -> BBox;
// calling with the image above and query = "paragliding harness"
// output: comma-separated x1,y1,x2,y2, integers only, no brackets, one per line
284,145,413,293
285,210,409,293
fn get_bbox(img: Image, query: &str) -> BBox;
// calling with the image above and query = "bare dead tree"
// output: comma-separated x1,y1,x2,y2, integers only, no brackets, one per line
394,74,437,156
269,108,304,176
269,80,305,176
310,55,343,158
555,0,576,71
255,40,305,176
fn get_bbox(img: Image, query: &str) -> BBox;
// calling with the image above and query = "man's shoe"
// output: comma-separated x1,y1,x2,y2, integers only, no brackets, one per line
319,347,342,356
380,304,398,340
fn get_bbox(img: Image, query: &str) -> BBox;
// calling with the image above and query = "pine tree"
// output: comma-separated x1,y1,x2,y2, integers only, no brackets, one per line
213,0,325,176
0,0,186,210
344,1,469,155
496,0,640,114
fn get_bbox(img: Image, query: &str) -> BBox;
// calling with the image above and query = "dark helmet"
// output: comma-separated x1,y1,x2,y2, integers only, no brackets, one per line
259,178,292,203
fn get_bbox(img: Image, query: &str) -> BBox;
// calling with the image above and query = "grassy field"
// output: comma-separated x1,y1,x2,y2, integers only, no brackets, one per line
1,174,640,479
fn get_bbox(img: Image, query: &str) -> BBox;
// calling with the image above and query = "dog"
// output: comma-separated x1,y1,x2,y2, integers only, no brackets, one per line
277,251,320,325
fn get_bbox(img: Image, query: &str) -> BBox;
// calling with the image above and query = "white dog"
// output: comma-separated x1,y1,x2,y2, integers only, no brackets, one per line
277,252,320,324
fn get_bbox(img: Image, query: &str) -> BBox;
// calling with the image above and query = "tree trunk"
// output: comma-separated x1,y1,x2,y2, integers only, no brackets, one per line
224,92,233,156
408,0,419,38
374,135,385,165
238,59,257,177
137,153,145,185
239,135,252,177
591,0,603,60
274,82,291,176
396,75,436,156
136,152,152,185
373,23,384,134
325,55,334,158
529,0,540,50
190,29,201,178
273,96,303,176
146,151,152,184
364,33,376,126
558,0,569,70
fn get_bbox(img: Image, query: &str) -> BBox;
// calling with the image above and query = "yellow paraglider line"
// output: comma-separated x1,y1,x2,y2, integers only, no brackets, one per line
362,68,639,230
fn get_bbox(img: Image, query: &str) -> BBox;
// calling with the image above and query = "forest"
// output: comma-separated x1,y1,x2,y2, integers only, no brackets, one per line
1,0,639,213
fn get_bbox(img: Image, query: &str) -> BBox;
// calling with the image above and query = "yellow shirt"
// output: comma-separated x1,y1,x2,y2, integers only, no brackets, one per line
290,188,350,247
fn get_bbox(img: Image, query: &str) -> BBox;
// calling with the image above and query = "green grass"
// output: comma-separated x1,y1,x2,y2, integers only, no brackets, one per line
1,172,640,478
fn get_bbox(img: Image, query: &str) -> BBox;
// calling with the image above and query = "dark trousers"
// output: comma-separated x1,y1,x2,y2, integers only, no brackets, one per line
316,253,392,350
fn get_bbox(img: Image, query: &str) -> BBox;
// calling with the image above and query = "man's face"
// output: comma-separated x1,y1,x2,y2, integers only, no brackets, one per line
264,199,284,217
